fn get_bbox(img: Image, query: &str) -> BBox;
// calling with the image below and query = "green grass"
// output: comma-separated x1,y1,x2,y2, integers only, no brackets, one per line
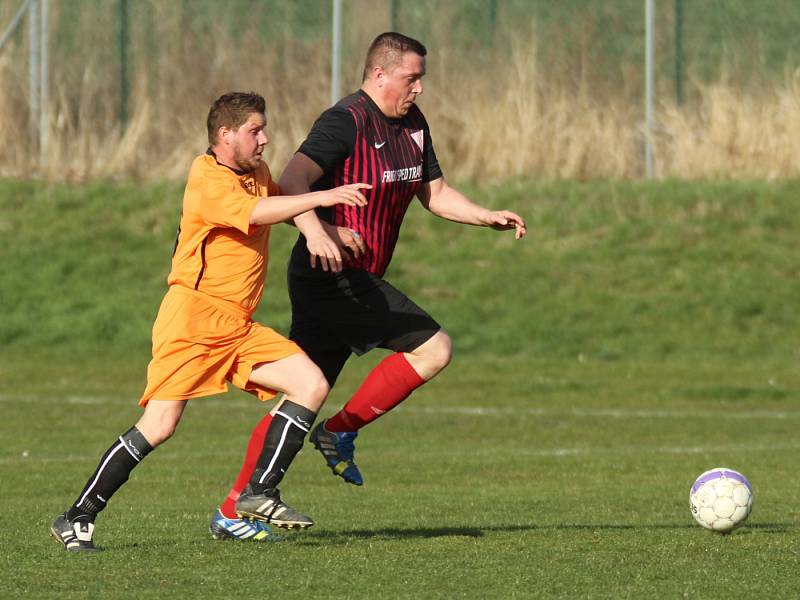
3,177,799,365
2,357,798,598
1,178,799,598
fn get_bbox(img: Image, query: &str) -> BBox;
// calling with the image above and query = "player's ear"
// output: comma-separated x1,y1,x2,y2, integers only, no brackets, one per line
218,126,232,145
372,65,385,87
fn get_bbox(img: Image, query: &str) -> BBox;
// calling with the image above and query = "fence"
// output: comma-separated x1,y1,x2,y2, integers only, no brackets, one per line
3,0,800,181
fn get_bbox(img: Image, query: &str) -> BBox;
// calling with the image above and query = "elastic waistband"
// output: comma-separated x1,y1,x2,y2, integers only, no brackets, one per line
169,286,252,321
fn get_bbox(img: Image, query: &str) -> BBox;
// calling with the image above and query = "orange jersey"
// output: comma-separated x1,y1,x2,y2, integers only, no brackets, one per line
169,153,280,316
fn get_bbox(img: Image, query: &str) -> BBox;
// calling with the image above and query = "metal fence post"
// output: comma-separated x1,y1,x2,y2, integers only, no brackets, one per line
675,0,684,105
28,0,39,147
644,0,654,179
331,0,342,106
119,0,129,128
39,0,48,163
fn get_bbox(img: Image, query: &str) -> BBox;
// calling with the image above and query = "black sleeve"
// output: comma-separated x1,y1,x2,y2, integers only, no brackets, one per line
297,107,356,175
422,122,443,183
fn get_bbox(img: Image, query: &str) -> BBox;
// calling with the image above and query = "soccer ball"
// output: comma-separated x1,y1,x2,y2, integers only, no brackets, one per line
689,468,753,533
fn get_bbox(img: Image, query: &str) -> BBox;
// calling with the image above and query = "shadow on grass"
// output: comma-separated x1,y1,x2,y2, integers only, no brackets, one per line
287,521,794,545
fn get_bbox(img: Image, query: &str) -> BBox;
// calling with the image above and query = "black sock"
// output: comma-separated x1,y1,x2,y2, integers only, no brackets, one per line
66,426,153,523
250,401,316,495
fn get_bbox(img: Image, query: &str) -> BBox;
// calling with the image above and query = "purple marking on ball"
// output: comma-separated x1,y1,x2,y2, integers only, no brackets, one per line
691,469,752,495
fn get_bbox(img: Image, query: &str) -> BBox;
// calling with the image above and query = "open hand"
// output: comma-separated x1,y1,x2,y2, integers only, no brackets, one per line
485,210,527,239
306,230,345,272
318,183,372,208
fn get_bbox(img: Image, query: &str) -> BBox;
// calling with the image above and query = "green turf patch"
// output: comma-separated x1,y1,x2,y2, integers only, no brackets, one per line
1,179,798,597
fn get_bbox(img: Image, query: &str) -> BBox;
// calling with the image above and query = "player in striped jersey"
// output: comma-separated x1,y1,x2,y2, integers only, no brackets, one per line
213,33,525,527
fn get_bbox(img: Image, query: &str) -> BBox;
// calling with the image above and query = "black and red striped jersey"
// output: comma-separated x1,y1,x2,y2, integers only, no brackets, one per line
289,90,442,277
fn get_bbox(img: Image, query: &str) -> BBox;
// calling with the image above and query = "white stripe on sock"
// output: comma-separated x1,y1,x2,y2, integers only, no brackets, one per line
258,420,292,484
76,442,126,508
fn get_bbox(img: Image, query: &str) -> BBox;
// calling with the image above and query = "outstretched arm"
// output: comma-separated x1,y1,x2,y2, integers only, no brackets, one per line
249,182,369,226
417,177,527,239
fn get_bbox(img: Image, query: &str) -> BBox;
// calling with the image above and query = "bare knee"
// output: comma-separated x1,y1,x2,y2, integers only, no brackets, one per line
285,367,329,413
426,330,453,373
135,401,185,447
136,419,178,447
406,330,452,381
250,355,330,413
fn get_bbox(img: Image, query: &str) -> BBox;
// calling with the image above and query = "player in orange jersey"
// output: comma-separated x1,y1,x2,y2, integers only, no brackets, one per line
50,92,370,552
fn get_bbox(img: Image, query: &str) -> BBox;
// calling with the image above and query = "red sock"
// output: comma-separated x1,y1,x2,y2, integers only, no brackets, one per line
325,353,425,432
219,413,272,519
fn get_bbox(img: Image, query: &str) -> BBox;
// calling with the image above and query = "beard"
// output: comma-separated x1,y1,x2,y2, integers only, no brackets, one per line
233,145,263,173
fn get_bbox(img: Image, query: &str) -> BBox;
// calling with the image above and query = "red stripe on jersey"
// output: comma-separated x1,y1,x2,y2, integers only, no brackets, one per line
326,94,429,276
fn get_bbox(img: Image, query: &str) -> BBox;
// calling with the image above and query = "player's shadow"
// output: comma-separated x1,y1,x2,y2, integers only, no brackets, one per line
291,521,794,545
294,524,517,545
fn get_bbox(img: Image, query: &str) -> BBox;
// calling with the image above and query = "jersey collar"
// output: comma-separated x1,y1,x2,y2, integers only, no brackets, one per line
206,147,249,176
357,90,405,125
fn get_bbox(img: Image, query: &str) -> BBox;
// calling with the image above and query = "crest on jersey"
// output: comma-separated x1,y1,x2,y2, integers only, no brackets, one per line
410,130,424,151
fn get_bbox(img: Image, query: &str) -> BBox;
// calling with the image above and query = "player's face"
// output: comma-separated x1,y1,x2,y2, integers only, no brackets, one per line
231,112,268,172
381,52,425,117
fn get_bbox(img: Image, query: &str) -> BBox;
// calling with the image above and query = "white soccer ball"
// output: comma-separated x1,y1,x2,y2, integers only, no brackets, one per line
689,467,753,533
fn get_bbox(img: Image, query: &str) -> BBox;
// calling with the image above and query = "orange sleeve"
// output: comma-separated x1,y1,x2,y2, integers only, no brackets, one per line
187,160,260,234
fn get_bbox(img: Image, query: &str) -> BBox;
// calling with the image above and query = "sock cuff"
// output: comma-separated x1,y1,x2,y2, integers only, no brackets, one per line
389,352,426,387
120,426,154,462
274,400,317,431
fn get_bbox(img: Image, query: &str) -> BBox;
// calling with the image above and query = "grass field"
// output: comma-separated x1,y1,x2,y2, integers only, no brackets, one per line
1,178,799,597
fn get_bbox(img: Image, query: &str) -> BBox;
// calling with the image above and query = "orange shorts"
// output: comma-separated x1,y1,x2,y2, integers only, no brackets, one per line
138,286,302,406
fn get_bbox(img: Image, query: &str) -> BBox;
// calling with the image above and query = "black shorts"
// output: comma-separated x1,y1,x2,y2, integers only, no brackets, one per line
288,266,441,386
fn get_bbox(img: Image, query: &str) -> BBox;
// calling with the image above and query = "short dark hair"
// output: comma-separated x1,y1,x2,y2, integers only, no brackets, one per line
207,92,266,146
362,32,427,82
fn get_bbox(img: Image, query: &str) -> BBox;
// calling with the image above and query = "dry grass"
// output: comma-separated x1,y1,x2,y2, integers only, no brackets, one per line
659,72,800,179
2,1,800,182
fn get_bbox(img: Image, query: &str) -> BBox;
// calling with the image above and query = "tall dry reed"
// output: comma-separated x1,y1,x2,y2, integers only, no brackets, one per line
2,1,800,182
